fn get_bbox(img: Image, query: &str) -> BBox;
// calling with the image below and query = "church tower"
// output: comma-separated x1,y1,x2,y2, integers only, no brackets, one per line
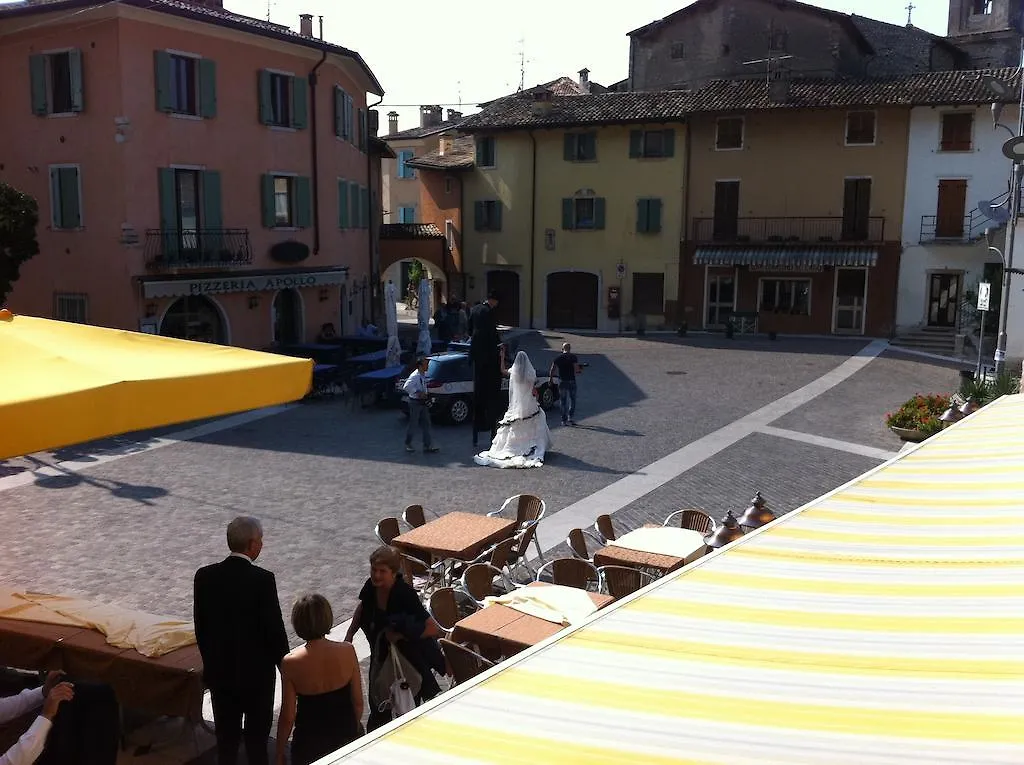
946,0,1024,67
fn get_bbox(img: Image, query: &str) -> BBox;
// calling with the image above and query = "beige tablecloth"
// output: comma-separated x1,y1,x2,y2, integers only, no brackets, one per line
484,584,598,626
0,589,195,658
606,527,706,560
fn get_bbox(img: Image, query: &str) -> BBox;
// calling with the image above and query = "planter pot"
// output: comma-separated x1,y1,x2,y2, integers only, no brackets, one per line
889,426,930,443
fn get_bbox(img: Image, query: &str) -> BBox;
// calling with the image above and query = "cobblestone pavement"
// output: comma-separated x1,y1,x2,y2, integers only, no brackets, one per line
0,333,956,649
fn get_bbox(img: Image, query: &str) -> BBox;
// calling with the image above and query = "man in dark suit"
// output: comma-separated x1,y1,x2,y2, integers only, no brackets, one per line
194,517,289,765
469,290,502,448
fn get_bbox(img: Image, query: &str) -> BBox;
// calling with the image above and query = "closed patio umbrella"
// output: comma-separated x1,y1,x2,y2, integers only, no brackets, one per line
0,309,312,461
384,281,401,368
416,278,432,357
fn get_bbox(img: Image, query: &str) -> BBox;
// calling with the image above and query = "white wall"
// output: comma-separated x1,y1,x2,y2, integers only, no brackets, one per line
898,105,1015,332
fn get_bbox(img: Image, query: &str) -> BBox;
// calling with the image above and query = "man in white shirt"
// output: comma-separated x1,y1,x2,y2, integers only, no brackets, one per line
403,357,439,454
0,671,73,765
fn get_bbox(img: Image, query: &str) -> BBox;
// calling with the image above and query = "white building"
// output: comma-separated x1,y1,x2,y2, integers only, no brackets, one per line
897,104,1014,347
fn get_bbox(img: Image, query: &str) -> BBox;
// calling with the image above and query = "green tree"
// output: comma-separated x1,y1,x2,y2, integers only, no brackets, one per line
0,183,40,306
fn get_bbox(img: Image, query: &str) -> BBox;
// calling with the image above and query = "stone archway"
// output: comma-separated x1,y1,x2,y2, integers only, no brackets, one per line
159,295,228,344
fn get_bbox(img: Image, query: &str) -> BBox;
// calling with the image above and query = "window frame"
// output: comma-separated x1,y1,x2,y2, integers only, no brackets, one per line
715,117,744,151
758,277,812,316
669,42,685,60
165,50,200,116
53,292,88,323
270,173,296,228
477,200,501,231
397,150,415,179
48,162,83,230
444,177,454,194
844,110,877,146
267,70,293,128
36,47,81,117
565,132,597,162
572,197,597,230
939,111,974,152
398,206,416,224
477,136,497,168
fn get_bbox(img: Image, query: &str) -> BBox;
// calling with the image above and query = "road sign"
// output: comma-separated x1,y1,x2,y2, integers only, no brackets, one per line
616,263,626,280
978,282,992,312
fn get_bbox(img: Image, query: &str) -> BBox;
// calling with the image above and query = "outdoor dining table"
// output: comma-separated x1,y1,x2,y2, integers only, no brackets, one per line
391,511,518,562
593,526,707,574
348,349,389,364
450,582,614,660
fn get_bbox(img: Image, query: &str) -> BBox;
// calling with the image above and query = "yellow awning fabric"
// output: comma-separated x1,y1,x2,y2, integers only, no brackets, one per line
0,311,312,460
328,393,1024,765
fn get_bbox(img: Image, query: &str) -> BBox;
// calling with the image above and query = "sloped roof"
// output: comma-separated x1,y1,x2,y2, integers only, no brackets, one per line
0,0,383,94
851,15,967,77
460,91,692,131
384,119,461,141
406,136,475,171
380,223,444,240
478,76,589,107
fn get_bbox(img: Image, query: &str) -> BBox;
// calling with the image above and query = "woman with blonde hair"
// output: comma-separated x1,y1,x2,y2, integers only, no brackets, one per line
275,593,362,765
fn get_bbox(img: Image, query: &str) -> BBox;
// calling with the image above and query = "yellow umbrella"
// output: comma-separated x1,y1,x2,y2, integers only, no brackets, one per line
0,310,313,460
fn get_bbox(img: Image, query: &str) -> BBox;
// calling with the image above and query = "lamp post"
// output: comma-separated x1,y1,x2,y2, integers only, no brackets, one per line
983,66,1024,376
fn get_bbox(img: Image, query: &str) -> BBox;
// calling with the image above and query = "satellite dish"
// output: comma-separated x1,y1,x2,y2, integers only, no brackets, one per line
977,199,1010,225
1002,135,1024,161
982,75,1014,98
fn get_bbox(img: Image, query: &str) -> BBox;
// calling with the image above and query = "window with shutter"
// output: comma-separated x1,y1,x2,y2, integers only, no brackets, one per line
198,59,217,118
475,200,501,231
262,175,296,227
54,293,88,323
291,76,308,129
476,137,496,167
636,198,662,233
338,179,350,228
564,132,597,161
715,118,744,150
260,71,293,127
845,111,875,145
940,112,973,151
294,176,312,228
333,87,344,137
201,170,223,231
49,165,82,229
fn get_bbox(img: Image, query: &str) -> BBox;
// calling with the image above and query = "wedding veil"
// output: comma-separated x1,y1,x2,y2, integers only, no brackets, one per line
506,351,538,420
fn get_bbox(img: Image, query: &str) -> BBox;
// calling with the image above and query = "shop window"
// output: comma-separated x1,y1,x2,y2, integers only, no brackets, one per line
759,278,811,316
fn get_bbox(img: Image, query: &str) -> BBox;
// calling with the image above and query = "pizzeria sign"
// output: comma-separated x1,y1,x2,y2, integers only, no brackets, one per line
142,269,348,299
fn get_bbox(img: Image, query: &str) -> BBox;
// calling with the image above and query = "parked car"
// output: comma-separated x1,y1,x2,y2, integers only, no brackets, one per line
398,350,557,425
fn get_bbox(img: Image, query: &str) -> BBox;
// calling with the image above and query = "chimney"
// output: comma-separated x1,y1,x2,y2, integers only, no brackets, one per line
299,13,313,37
446,109,463,122
531,89,554,117
387,111,399,135
578,67,590,94
438,134,450,156
419,105,443,128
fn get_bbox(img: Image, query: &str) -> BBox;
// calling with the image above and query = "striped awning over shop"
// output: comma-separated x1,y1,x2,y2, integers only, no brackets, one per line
328,394,1024,765
695,245,878,268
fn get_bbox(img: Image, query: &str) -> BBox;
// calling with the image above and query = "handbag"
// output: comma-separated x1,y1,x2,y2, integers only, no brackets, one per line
386,646,418,719
372,636,422,718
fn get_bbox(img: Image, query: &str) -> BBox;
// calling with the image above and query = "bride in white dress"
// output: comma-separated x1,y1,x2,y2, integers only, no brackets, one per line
474,349,552,469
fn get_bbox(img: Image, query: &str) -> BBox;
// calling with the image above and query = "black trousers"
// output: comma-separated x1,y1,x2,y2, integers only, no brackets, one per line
37,681,119,765
472,363,501,440
209,681,275,765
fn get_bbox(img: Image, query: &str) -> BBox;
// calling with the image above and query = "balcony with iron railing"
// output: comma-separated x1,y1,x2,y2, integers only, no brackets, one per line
919,210,990,244
691,217,886,244
144,229,252,270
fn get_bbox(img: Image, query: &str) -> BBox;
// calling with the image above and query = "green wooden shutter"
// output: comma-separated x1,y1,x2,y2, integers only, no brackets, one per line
662,128,676,157
198,58,217,118
649,198,662,233
349,181,359,227
29,54,48,115
291,76,308,129
333,87,343,137
201,170,222,231
563,134,574,161
475,139,486,166
588,132,598,160
158,168,177,232
492,202,502,232
154,51,172,112
48,168,60,227
257,70,273,124
629,130,643,158
359,109,368,151
295,176,312,228
636,199,649,233
68,50,84,112
338,179,349,228
594,197,606,230
260,174,276,227
52,167,80,228
345,94,354,141
474,201,485,231
361,186,370,228
561,198,574,230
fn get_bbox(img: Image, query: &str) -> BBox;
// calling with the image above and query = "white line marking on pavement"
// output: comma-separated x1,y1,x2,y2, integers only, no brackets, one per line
757,425,900,461
534,339,889,553
0,405,296,494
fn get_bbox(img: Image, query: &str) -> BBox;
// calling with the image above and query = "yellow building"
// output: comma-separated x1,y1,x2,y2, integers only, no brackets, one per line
459,90,689,330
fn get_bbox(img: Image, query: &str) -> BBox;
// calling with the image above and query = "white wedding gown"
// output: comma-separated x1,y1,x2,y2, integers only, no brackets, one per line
474,351,552,469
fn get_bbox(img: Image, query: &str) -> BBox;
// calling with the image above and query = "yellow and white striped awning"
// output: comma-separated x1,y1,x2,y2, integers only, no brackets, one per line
327,394,1024,765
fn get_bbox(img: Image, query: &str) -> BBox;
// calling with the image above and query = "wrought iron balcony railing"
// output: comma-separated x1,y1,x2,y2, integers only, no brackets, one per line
919,211,989,244
692,216,885,244
144,229,252,269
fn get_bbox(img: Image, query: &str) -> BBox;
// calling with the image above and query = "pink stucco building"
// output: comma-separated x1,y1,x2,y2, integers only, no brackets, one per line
0,0,388,348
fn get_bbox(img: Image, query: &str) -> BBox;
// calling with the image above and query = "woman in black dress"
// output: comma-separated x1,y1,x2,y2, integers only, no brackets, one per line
344,546,445,731
275,594,363,765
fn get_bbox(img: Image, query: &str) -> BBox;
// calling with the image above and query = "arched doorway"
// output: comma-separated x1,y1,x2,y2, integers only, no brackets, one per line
273,289,303,345
547,271,598,329
486,270,520,327
160,295,227,344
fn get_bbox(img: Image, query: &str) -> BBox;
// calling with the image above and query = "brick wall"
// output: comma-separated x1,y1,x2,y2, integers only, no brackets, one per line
418,170,463,276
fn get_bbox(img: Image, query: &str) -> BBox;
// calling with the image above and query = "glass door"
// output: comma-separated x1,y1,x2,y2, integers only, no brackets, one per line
706,273,735,328
834,268,867,333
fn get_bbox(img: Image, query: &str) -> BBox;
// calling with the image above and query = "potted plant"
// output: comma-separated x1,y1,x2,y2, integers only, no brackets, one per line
885,393,950,442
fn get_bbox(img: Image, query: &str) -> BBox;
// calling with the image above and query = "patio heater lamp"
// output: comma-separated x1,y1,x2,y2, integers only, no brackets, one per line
706,510,745,550
738,491,777,533
939,406,964,427
959,398,981,416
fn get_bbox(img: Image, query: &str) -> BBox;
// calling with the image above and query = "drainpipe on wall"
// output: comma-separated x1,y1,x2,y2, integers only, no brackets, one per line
528,130,538,329
308,49,328,255
457,173,467,300
680,119,692,327
367,93,385,323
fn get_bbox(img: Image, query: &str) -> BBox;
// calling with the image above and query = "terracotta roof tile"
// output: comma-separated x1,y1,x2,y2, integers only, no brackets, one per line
380,223,444,240
406,136,475,170
460,91,692,131
384,119,462,141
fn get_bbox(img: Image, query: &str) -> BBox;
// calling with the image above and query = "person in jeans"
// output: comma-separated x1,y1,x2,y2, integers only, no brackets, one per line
549,342,582,425
403,357,439,453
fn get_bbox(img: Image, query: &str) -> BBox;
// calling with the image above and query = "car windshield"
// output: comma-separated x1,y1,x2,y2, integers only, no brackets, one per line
426,359,446,378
